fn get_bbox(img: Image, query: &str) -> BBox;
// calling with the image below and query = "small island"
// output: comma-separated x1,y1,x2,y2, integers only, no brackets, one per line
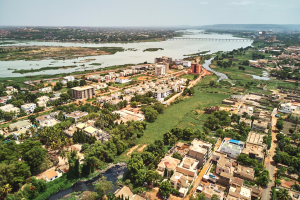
143,48,164,52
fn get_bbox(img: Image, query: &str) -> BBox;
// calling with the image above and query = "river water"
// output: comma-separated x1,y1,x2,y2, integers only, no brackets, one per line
0,30,252,77
48,164,127,200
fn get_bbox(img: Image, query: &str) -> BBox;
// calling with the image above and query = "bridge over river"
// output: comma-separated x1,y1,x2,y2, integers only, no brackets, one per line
168,37,252,42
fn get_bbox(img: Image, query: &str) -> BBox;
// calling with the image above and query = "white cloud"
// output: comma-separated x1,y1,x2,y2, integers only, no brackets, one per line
231,1,255,6
198,2,208,4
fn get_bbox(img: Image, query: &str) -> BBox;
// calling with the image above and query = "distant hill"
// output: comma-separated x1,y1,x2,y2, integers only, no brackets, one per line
196,24,300,31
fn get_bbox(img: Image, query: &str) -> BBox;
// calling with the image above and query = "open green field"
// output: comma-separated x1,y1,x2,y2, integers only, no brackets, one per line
135,76,230,144
180,74,198,80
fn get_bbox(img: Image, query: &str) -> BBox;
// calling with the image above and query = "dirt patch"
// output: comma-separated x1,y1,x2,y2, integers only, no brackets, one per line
126,145,139,156
195,110,204,115
245,70,256,73
7,80,13,81
137,144,147,152
137,76,149,81
210,65,216,68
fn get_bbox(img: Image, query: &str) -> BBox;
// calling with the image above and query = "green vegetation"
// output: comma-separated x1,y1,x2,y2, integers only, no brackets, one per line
87,47,124,54
136,76,230,144
143,48,163,52
12,65,77,74
90,63,102,66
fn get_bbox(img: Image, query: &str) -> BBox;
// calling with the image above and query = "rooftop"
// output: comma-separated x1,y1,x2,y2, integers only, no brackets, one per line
247,131,267,146
9,120,32,129
71,86,94,91
44,169,58,179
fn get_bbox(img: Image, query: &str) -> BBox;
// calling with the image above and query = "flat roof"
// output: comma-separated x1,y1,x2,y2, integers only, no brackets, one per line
84,126,98,134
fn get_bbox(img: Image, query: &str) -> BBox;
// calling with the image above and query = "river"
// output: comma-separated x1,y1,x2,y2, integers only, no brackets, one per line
48,164,127,200
0,30,252,77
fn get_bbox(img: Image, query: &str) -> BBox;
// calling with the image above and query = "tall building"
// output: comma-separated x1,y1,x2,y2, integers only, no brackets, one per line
188,139,212,166
71,86,95,99
154,56,172,72
188,63,202,74
262,31,266,38
154,65,166,76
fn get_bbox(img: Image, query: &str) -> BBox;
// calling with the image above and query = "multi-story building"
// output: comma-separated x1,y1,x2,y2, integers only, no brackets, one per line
39,86,52,93
21,103,36,114
0,104,20,115
213,153,232,185
156,156,181,177
218,138,244,158
37,96,50,107
5,86,18,95
188,63,202,74
154,56,172,70
0,95,12,104
64,76,75,82
188,139,212,167
154,65,166,76
71,86,95,100
64,111,88,122
183,61,192,68
278,103,297,114
153,88,172,102
97,96,113,104
9,120,32,131
252,120,269,133
241,143,265,163
234,164,255,181
202,183,225,200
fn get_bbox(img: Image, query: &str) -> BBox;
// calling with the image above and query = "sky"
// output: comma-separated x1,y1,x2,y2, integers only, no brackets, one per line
0,0,299,26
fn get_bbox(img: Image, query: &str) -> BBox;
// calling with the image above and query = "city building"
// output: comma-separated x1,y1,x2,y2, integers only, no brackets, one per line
202,183,224,200
21,103,36,114
234,164,255,181
241,143,265,163
188,63,202,74
155,56,172,65
156,156,181,177
154,65,166,76
9,120,32,131
97,96,113,104
5,86,18,95
64,111,88,122
228,185,252,200
35,111,59,124
183,61,192,68
64,76,75,82
218,138,244,158
213,154,233,185
0,95,12,104
278,103,298,114
71,86,95,100
188,139,212,166
153,88,172,102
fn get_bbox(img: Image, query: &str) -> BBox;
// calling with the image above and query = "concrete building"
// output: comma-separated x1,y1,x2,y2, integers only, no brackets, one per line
5,86,18,95
228,185,252,200
113,109,145,124
0,104,20,114
188,139,212,167
213,153,233,185
40,118,60,128
154,65,166,76
241,143,265,163
246,131,266,146
252,120,269,133
21,103,36,114
154,56,172,70
36,111,59,124
292,110,300,119
9,120,32,131
71,86,95,100
64,76,75,82
0,95,12,104
156,156,181,177
234,164,255,181
39,86,52,93
183,61,192,68
44,169,61,182
64,111,88,122
115,77,132,84
114,186,146,200
97,96,113,104
218,138,244,158
37,96,50,107
278,103,298,114
202,183,224,200
239,118,252,127
188,63,202,74
153,88,172,102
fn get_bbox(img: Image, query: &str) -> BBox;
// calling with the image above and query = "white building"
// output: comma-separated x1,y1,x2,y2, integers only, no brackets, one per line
64,76,75,82
21,103,36,114
183,61,192,68
0,104,20,114
154,88,172,102
115,77,132,84
154,65,166,76
175,59,183,65
218,138,244,158
37,96,50,107
278,103,298,114
44,169,62,182
39,86,52,93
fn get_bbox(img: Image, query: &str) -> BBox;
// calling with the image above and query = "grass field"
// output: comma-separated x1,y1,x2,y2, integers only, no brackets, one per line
135,76,230,144
180,74,198,80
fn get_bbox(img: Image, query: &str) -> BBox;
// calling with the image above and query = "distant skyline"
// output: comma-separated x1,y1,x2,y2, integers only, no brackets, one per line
0,0,299,27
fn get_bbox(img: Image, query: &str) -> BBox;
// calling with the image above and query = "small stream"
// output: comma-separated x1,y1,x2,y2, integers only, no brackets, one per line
48,163,127,200
202,58,229,82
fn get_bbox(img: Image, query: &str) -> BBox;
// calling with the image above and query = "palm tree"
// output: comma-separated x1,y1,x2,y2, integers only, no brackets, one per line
50,141,56,150
277,188,290,200
1,184,12,196
25,130,31,138
274,179,282,187
19,133,26,141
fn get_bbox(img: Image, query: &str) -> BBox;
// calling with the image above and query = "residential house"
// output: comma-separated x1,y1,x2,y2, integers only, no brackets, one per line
64,111,88,122
21,103,36,114
5,86,18,95
218,138,244,158
239,118,252,127
9,120,32,131
115,77,132,84
156,156,181,177
37,96,50,107
153,88,172,102
64,76,75,82
0,95,12,104
188,139,212,167
0,104,20,114
35,111,59,124
97,96,113,104
202,183,224,200
39,86,52,93
252,120,269,133
234,164,255,181
44,169,61,182
241,143,265,163
246,131,267,146
114,186,146,200
278,103,298,114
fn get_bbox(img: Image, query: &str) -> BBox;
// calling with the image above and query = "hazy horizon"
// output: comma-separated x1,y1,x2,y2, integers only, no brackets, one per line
0,0,299,27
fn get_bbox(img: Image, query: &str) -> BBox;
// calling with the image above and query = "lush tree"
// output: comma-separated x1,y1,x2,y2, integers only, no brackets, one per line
277,188,290,200
144,108,158,122
211,194,220,200
130,101,138,108
94,176,113,199
256,169,270,187
23,146,47,174
276,120,284,131
172,152,183,161
159,181,172,197
163,131,172,145
275,179,282,187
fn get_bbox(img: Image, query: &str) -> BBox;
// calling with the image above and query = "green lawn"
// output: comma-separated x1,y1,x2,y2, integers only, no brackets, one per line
136,76,230,144
180,74,197,80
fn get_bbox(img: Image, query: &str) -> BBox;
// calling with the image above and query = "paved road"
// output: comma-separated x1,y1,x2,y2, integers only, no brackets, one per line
262,117,278,200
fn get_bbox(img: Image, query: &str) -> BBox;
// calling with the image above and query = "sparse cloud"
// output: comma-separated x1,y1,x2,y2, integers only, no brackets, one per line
231,1,255,6
198,2,208,5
